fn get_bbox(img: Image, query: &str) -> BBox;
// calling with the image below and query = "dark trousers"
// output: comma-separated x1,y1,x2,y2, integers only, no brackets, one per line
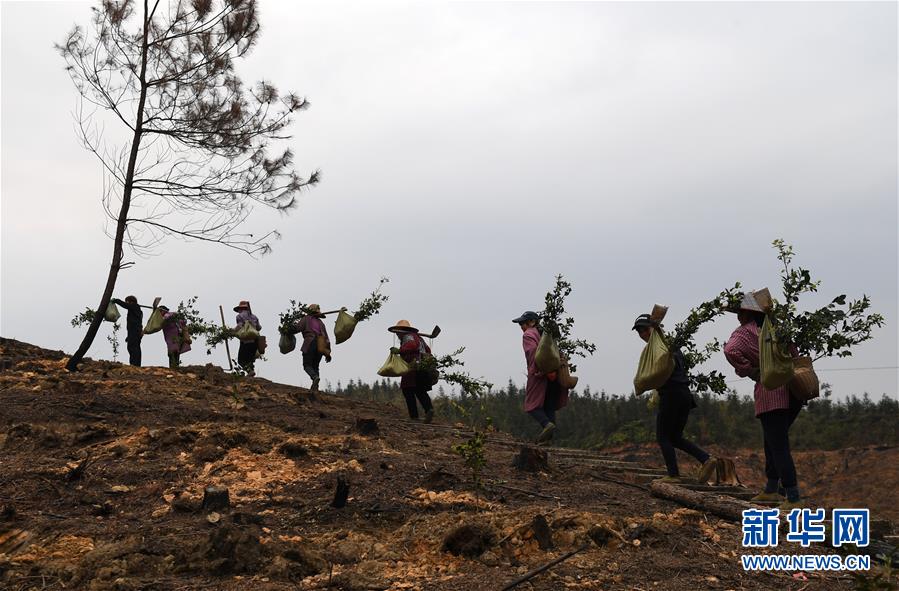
126,336,142,367
528,382,560,428
402,387,433,419
656,394,710,477
167,351,180,368
302,350,323,380
238,340,258,372
759,399,802,489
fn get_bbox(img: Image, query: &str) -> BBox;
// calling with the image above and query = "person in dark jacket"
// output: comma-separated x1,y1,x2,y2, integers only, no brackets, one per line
112,295,143,366
390,320,435,423
633,314,716,483
234,301,261,376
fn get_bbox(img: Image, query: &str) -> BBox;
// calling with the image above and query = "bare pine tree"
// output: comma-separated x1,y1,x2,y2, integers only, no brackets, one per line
58,0,318,371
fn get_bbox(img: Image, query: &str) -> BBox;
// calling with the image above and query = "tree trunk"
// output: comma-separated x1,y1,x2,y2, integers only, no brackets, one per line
649,479,754,522
66,1,151,372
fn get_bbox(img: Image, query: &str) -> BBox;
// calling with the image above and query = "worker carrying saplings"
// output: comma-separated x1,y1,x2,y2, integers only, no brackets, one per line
512,311,569,445
632,313,716,484
111,295,143,366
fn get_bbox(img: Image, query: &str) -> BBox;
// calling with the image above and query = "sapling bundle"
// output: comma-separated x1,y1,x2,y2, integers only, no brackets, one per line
71,308,120,361
335,277,390,344
768,240,884,360
541,274,596,374
352,277,390,322
761,240,884,400
665,284,743,394
278,300,311,334
419,347,493,399
166,297,221,351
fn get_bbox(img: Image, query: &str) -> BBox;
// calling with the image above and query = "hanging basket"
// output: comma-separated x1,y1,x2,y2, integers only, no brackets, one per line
789,356,820,402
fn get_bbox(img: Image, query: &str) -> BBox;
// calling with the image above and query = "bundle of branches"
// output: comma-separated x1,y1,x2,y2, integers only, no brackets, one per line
769,240,884,360
166,297,221,350
665,284,743,394
419,347,493,399
352,277,389,322
541,274,597,372
71,308,121,361
278,300,311,334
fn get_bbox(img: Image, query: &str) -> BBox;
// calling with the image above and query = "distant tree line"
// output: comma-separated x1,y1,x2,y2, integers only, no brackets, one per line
334,380,899,451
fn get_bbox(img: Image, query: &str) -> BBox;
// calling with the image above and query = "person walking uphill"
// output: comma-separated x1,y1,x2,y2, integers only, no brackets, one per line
159,305,191,368
390,320,435,423
292,304,331,398
234,301,261,377
724,292,803,509
513,311,569,444
632,314,716,483
112,295,143,366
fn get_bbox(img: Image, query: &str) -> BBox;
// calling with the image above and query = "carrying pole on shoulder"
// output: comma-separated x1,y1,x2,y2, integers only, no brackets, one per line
219,305,234,371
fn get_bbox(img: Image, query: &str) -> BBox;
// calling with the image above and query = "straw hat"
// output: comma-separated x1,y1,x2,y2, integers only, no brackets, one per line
729,291,764,314
233,300,251,312
388,319,419,334
306,304,325,318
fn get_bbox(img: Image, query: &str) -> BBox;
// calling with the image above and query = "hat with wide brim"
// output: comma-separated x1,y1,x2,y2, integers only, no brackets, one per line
306,304,326,318
388,319,419,333
728,291,765,313
233,300,251,312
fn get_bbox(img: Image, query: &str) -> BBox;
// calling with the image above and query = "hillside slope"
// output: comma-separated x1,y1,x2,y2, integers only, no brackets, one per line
0,338,871,590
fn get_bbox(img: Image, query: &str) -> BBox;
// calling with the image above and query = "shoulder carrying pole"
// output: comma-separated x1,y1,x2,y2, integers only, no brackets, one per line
219,305,234,371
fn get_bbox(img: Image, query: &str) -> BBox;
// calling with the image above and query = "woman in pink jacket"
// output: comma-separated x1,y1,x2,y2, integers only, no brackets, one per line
724,292,802,509
158,305,191,368
513,311,569,444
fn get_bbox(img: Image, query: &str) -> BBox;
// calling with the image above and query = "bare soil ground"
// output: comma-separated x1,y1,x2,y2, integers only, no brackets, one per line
0,338,891,590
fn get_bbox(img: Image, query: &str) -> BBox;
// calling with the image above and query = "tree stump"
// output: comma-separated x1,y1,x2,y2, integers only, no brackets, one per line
529,515,553,550
331,475,350,509
202,486,230,512
354,418,379,436
512,446,549,472
442,524,495,557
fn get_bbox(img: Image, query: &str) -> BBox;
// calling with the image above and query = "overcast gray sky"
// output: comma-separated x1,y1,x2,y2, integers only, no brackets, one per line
2,1,896,401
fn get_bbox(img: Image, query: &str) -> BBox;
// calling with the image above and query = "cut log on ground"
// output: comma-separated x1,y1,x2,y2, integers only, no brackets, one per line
650,479,755,522
512,446,549,472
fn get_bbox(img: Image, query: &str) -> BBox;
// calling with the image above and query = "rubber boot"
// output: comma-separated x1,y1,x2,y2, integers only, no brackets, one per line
697,458,717,484
536,422,556,444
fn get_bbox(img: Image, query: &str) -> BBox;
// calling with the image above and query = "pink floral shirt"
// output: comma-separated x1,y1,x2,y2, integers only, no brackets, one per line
723,322,791,417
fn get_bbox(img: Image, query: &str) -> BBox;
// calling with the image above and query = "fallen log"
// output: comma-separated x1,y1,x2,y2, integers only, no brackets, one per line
650,479,754,522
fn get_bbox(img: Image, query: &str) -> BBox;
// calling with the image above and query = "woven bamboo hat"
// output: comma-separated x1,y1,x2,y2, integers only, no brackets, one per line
728,291,765,313
388,319,419,334
233,300,251,312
